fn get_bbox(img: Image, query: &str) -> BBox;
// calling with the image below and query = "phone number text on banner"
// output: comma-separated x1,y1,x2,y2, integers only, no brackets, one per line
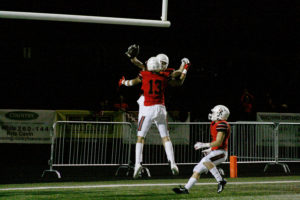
0,110,56,144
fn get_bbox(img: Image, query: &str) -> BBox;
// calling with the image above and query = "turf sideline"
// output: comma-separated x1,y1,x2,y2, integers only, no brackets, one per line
0,180,299,191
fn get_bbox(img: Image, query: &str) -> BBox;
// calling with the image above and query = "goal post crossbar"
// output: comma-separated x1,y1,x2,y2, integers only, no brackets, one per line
0,1,170,27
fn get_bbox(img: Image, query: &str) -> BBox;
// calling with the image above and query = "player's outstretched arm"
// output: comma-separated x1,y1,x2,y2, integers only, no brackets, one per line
118,76,141,87
168,78,185,87
167,58,191,86
170,58,191,79
130,57,146,70
180,58,191,80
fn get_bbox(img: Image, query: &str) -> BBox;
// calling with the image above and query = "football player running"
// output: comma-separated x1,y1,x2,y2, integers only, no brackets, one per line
172,105,231,194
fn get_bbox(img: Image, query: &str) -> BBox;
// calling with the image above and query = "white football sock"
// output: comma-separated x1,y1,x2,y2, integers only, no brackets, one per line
135,142,143,165
209,167,222,182
139,143,143,163
185,177,197,190
164,141,175,164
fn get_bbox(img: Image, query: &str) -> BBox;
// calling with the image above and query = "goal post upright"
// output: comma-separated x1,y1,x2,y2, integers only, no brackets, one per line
161,0,168,21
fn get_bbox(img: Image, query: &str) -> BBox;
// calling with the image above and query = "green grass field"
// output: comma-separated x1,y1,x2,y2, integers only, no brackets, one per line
0,176,299,200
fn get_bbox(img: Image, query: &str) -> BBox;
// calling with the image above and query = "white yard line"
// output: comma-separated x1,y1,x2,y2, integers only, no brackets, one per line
0,180,299,191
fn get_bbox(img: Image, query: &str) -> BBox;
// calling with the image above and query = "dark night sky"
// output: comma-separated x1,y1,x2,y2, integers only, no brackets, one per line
0,0,297,120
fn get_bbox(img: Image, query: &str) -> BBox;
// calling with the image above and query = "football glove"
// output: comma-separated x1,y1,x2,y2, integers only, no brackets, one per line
194,142,210,150
125,44,140,58
181,58,191,74
181,58,190,65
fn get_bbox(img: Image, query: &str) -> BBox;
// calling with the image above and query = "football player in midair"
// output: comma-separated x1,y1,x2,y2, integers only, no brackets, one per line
120,45,191,178
119,54,189,178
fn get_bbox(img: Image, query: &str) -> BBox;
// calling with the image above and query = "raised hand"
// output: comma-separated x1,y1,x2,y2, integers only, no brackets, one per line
125,44,140,58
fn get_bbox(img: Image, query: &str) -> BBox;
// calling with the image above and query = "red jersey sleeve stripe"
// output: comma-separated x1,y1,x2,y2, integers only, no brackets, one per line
216,123,228,131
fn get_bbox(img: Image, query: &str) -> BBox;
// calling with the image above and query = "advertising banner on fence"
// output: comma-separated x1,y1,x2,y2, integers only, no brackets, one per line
125,111,190,145
56,110,124,122
257,112,300,122
256,112,300,147
0,109,56,144
55,110,125,138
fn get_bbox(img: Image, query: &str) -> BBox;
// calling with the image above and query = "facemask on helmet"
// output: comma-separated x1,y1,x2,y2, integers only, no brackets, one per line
156,53,169,70
208,105,230,121
147,57,162,72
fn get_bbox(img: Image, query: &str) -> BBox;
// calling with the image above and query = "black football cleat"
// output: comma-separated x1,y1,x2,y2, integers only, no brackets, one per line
217,179,227,193
172,185,189,194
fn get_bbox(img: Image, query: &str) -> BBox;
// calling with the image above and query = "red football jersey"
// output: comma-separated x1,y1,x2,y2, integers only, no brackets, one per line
210,120,231,151
139,71,170,106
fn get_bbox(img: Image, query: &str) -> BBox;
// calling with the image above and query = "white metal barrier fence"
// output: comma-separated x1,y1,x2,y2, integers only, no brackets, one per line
42,121,132,178
43,121,300,178
141,122,276,164
141,122,299,173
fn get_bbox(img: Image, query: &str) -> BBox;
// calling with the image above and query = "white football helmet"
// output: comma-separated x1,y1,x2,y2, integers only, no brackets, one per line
208,105,230,121
147,57,162,72
156,53,169,70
